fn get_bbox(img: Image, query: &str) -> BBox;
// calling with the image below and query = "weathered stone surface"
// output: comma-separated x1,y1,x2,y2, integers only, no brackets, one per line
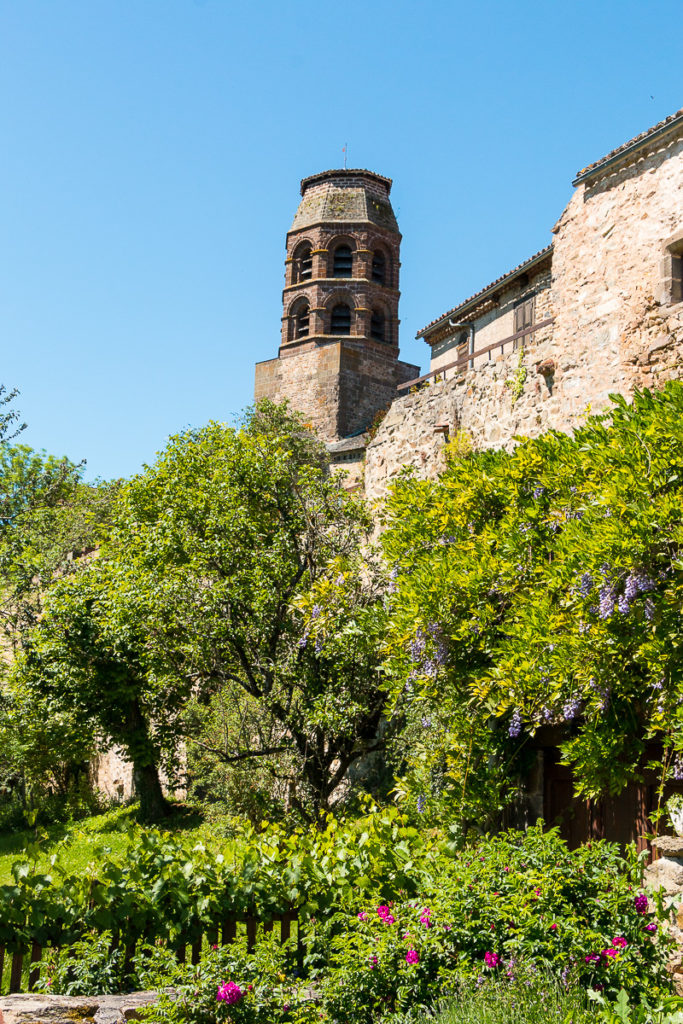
365,130,683,504
0,991,158,1024
653,836,683,857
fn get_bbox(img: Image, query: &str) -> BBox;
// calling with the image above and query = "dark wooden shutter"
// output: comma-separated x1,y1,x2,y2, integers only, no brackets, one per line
672,256,683,304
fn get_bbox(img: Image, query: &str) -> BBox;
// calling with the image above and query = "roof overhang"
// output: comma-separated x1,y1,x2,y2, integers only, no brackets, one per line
572,108,683,186
416,245,553,342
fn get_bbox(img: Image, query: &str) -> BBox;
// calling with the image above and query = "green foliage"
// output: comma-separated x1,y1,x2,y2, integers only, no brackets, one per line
588,987,683,1023
13,400,388,822
0,433,119,824
314,825,672,1021
4,818,673,1021
382,383,683,825
35,930,126,995
140,937,321,1024
505,349,527,406
432,971,593,1024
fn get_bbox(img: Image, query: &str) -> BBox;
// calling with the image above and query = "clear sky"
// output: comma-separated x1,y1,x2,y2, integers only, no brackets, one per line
1,0,681,480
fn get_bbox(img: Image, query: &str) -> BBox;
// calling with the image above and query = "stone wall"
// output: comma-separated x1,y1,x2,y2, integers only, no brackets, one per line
256,339,418,441
549,134,683,410
255,343,342,438
365,126,683,503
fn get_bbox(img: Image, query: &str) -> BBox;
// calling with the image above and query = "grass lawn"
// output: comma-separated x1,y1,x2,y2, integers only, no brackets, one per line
0,803,222,882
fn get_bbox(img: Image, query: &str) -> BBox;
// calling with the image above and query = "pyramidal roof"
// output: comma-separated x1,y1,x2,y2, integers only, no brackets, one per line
290,169,398,233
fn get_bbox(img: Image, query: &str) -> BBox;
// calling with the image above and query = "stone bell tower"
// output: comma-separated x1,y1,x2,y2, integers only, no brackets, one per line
254,169,419,442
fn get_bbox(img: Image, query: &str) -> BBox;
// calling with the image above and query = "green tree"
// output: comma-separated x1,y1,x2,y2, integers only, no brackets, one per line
382,384,683,830
0,386,119,821
14,403,390,822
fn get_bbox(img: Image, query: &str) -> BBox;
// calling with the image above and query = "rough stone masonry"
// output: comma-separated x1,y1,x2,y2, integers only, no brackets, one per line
364,109,683,503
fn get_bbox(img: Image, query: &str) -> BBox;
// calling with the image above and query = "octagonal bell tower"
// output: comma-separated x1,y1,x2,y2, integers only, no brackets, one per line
255,169,418,442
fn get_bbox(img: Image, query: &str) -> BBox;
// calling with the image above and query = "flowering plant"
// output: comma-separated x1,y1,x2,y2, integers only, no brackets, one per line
383,383,683,827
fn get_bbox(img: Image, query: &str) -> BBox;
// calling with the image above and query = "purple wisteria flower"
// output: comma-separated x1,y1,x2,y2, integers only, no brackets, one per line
563,697,581,721
509,710,522,738
598,584,616,619
409,629,426,663
416,794,426,813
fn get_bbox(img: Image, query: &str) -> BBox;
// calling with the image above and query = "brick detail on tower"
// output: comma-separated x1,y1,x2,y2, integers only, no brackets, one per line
254,169,419,442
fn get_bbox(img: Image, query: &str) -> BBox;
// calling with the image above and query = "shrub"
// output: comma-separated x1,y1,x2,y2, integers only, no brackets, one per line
314,826,673,1022
140,936,321,1024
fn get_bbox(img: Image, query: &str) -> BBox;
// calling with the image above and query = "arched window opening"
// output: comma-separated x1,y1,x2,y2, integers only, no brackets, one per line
295,301,310,339
333,245,353,278
370,310,386,342
299,246,313,281
330,304,351,335
371,251,386,285
293,243,313,283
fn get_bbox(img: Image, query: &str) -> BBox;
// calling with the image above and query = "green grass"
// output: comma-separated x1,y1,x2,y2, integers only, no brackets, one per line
432,974,594,1024
0,802,224,882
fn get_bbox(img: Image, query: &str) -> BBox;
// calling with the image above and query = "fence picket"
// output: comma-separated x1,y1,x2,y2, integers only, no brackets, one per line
28,942,42,990
2,909,301,993
9,951,23,993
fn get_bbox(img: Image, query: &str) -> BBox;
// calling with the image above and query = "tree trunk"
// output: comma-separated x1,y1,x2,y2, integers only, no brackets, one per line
133,760,169,823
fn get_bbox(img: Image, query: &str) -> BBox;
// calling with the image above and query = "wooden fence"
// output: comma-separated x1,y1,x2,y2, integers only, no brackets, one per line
0,910,300,995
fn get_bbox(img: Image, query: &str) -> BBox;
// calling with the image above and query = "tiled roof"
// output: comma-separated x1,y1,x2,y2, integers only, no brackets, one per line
416,245,553,339
573,107,683,185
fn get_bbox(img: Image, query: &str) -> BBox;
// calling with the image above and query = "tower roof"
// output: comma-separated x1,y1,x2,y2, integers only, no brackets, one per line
291,168,398,233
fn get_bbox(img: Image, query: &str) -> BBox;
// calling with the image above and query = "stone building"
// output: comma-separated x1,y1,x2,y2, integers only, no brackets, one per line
252,107,683,850
365,105,683,502
254,168,419,481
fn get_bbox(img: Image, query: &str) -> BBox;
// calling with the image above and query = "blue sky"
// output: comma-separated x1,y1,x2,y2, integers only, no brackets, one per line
1,0,680,480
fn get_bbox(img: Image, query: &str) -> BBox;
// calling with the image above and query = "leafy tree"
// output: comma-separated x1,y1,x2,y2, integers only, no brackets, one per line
0,385,120,820
14,403,390,822
382,384,683,830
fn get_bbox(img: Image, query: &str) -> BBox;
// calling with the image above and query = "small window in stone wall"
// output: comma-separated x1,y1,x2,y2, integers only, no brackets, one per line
333,245,353,278
295,302,310,338
661,232,683,305
513,295,535,349
673,257,683,304
372,251,386,285
293,243,313,283
370,310,386,342
299,247,313,281
330,304,351,335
